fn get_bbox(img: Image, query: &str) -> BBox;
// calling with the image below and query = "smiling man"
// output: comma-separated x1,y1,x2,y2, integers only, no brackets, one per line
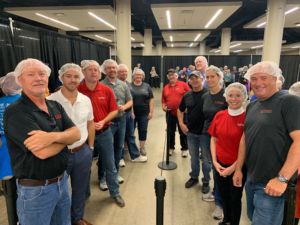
4,58,81,225
233,61,300,225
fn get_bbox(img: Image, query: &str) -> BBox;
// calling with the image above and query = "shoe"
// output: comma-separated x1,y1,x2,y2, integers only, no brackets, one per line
72,219,93,225
202,192,215,202
202,182,210,194
218,221,230,225
185,178,199,188
132,155,148,162
119,159,126,167
140,147,147,156
213,205,223,220
113,195,125,207
181,150,188,158
169,148,175,156
118,175,124,184
99,181,108,191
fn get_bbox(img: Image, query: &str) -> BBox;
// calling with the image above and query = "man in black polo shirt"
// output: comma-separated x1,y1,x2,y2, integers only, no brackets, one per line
178,71,207,189
4,58,80,225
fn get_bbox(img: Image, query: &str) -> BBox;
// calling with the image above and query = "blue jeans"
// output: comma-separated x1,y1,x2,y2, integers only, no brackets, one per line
134,114,149,141
110,115,126,171
245,179,285,225
199,134,222,206
124,111,140,160
95,127,120,197
187,132,210,183
66,144,92,223
16,172,70,225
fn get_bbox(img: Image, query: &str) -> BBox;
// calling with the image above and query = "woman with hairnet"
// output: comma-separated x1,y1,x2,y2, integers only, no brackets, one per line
208,82,248,225
0,72,22,225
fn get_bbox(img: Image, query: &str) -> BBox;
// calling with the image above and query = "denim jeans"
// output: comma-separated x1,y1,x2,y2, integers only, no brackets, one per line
66,144,92,223
16,172,71,225
187,132,210,182
166,113,187,150
124,111,140,160
95,127,120,197
134,114,149,141
245,179,285,225
199,134,222,206
110,115,126,171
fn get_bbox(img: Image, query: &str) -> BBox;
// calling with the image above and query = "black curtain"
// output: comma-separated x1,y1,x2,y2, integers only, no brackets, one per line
280,55,300,88
208,55,251,68
132,56,161,83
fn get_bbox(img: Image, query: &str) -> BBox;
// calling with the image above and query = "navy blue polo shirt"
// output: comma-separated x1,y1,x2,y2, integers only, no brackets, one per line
4,93,75,179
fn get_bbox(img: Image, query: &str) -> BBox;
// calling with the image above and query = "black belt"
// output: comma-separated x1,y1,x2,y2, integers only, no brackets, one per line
18,173,64,186
68,142,85,154
96,126,109,135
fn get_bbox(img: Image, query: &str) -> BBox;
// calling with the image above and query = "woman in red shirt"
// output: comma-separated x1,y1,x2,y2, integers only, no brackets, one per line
208,82,248,225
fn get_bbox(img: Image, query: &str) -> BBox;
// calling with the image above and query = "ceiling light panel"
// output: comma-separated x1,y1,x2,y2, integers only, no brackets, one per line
88,11,116,30
5,6,116,31
151,2,242,30
36,13,79,30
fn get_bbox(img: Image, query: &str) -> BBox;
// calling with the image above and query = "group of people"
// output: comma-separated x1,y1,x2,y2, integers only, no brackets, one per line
0,58,154,225
162,55,300,225
0,55,300,225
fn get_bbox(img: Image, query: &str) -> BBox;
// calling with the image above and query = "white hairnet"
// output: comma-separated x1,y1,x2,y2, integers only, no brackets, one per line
0,72,22,96
80,60,101,71
289,81,300,97
224,82,248,103
58,63,84,83
14,58,51,78
244,61,282,80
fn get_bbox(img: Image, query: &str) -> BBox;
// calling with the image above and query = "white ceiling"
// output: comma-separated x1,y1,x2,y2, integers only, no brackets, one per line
244,3,300,28
161,30,210,42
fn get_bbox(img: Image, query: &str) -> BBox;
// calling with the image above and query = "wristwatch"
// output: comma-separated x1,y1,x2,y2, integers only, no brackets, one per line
277,174,289,183
90,146,94,150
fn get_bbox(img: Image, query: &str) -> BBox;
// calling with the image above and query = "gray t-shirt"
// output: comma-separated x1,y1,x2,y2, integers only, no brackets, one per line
245,92,300,184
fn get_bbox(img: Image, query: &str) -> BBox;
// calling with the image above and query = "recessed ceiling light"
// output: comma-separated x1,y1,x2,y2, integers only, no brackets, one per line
189,43,193,47
229,43,241,48
36,13,79,30
171,44,174,47
256,22,266,28
140,43,144,47
131,37,135,41
251,44,264,49
88,12,116,30
170,35,173,42
194,33,201,42
205,9,222,28
166,10,171,29
95,34,112,42
233,49,243,53
285,7,299,15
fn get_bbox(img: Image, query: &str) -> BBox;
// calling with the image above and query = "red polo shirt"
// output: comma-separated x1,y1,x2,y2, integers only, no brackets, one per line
162,80,190,116
78,81,118,128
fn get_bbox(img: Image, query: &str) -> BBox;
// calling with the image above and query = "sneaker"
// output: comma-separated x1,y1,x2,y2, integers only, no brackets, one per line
185,178,199,188
212,205,223,220
202,182,210,194
181,150,188,158
132,155,148,162
140,147,147,156
99,181,108,191
118,175,124,184
113,195,125,207
169,148,175,156
202,192,215,202
119,159,126,167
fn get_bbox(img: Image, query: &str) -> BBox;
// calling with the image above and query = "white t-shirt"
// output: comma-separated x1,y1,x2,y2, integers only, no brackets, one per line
47,90,94,149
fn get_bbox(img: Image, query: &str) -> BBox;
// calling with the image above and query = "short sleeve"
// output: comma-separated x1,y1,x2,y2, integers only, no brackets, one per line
86,97,94,121
281,95,300,133
179,95,186,112
108,88,118,112
124,84,132,101
208,111,220,137
148,85,154,99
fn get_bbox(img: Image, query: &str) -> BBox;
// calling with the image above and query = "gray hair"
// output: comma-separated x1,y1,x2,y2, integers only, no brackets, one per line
244,61,282,80
80,60,101,72
0,72,22,96
58,63,84,83
289,81,300,97
101,59,118,73
206,65,224,87
14,58,51,78
132,68,145,80
194,56,208,67
224,82,248,103
118,64,129,72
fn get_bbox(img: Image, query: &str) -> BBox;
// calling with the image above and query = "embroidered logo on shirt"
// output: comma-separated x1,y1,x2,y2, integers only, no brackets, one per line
260,109,272,113
237,123,244,127
55,114,62,120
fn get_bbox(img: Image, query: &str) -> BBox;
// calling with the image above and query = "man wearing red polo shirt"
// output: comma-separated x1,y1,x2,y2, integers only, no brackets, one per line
162,68,190,157
78,60,125,208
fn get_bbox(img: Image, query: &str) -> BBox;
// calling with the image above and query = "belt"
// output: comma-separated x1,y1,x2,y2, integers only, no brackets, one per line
96,126,109,135
18,173,64,187
68,142,85,154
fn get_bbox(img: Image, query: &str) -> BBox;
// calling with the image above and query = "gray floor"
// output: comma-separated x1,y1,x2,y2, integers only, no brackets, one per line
0,88,251,225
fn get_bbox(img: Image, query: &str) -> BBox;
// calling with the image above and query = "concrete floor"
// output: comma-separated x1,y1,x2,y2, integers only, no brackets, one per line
0,88,251,225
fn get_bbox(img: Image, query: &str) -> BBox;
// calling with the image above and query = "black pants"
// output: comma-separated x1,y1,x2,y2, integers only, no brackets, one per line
166,113,187,150
1,178,18,225
216,164,246,225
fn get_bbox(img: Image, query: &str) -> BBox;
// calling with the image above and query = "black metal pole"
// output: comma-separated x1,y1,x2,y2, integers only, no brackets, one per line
165,110,171,165
155,176,166,225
